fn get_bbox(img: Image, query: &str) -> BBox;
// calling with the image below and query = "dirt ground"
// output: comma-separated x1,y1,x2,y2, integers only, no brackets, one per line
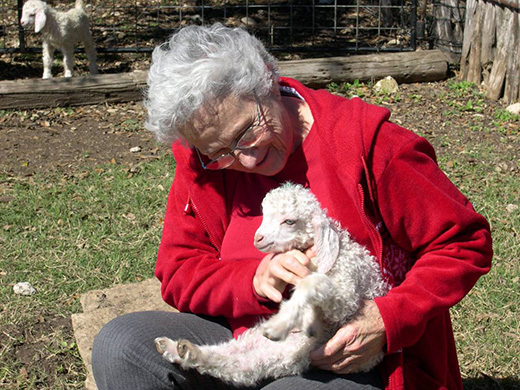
1,78,518,178
1,75,519,388
0,100,170,178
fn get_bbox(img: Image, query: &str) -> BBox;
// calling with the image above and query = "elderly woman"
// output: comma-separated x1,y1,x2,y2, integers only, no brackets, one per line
92,24,492,390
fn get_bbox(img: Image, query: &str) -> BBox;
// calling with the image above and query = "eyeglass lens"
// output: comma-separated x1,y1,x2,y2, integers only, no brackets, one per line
199,96,263,170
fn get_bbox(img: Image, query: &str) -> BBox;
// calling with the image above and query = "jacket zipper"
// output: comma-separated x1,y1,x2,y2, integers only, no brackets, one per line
187,196,221,256
358,183,384,273
358,185,399,390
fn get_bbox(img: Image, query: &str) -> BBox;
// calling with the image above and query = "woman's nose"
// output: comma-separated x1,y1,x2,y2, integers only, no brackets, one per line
236,148,260,169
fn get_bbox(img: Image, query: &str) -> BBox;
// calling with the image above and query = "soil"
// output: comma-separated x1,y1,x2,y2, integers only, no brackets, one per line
0,315,78,385
1,76,519,388
1,78,518,178
0,100,171,178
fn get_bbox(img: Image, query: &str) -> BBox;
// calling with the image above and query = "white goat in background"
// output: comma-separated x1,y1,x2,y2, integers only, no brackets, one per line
155,182,390,387
20,0,98,79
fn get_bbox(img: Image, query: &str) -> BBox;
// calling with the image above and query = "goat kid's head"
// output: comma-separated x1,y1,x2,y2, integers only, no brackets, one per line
21,0,48,33
254,183,340,273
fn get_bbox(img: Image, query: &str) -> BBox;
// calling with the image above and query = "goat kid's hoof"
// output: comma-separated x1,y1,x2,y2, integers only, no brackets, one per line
176,339,199,360
154,337,180,363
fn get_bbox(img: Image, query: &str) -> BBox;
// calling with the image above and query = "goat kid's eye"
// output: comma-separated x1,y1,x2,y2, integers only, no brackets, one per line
283,219,296,226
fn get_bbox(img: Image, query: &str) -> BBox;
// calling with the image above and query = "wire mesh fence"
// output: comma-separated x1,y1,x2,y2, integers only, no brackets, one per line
1,0,420,55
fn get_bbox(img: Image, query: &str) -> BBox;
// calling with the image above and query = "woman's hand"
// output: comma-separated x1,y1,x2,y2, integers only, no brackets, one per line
309,300,386,374
253,247,316,303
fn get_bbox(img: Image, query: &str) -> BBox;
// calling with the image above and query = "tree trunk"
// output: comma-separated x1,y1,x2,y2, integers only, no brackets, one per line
460,0,520,103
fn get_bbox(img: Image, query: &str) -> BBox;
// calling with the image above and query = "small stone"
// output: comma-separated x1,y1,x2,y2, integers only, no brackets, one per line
130,146,142,153
505,103,520,116
506,204,518,213
13,282,36,296
374,76,399,94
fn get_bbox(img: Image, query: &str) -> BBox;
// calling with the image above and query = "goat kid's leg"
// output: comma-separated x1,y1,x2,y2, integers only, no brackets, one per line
155,337,209,367
84,37,99,75
154,337,181,364
261,273,333,341
62,47,75,78
156,331,310,386
155,337,222,369
42,42,54,79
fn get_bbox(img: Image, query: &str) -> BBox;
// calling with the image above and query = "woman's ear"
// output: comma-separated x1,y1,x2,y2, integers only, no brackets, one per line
34,9,46,33
312,215,340,274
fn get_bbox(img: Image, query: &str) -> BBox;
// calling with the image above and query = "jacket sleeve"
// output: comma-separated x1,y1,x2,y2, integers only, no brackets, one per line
155,165,276,320
373,134,493,354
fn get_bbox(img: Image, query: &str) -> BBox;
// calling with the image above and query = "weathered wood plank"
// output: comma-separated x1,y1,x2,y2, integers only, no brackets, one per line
434,0,464,54
278,50,448,87
460,0,478,77
480,1,496,86
486,7,514,100
467,2,484,84
503,9,519,103
480,1,496,66
461,0,520,103
0,50,449,110
0,71,149,109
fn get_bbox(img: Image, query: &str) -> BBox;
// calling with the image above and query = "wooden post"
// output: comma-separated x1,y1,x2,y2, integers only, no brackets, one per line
460,0,520,103
434,0,465,56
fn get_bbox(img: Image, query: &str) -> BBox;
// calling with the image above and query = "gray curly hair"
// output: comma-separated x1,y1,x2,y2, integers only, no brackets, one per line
144,23,279,143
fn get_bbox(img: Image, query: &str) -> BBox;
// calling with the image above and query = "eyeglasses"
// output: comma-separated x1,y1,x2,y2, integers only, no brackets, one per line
196,95,265,170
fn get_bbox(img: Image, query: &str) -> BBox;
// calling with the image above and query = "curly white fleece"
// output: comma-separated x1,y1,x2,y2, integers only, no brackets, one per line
155,182,390,386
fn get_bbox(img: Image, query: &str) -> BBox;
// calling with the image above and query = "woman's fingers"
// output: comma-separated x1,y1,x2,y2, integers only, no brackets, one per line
271,251,311,283
253,250,314,302
309,300,386,374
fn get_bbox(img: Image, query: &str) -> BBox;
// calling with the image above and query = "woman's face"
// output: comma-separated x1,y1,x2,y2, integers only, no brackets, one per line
183,91,302,176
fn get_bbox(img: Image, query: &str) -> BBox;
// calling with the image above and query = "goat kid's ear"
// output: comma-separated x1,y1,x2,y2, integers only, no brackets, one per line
312,215,340,274
34,9,46,33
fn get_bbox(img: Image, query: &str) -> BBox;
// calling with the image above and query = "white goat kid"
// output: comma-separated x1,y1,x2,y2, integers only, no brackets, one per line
155,183,390,386
20,0,98,79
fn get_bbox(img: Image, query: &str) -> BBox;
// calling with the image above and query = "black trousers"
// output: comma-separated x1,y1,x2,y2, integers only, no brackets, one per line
92,311,384,390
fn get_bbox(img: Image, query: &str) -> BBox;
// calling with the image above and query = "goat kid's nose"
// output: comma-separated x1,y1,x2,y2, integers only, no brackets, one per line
254,233,264,245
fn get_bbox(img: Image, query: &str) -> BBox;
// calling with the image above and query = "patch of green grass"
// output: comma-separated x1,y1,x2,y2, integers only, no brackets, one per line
0,156,175,388
409,93,423,103
494,108,520,123
436,131,520,389
447,79,480,97
121,118,141,132
491,109,520,135
53,107,76,117
1,158,174,317
327,79,368,98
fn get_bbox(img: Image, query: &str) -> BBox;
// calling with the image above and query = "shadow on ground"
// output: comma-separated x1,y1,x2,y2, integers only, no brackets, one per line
464,376,520,390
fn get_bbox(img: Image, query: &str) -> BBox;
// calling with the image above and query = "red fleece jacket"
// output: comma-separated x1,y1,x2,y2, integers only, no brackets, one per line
155,78,493,390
